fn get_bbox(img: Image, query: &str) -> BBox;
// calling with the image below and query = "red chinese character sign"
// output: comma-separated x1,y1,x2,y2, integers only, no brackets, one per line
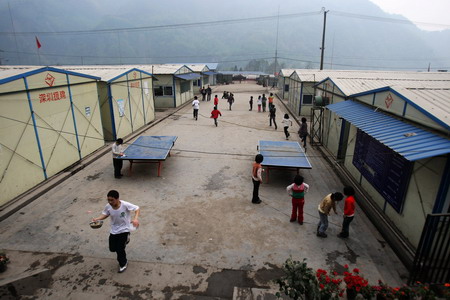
45,73,55,87
385,93,394,109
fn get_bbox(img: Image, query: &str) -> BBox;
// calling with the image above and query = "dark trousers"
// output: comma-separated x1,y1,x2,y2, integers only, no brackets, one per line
207,94,211,101
193,109,198,120
284,126,290,139
252,179,261,202
269,116,277,129
109,232,129,267
202,94,206,101
249,102,253,111
213,118,218,127
113,158,123,178
340,216,354,237
300,134,307,148
291,198,305,223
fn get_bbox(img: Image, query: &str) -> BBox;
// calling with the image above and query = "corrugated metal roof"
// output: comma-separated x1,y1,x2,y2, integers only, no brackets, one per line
279,69,295,77
325,77,450,96
0,66,100,85
0,66,39,80
174,73,202,81
291,69,450,83
326,100,450,161
58,65,139,82
146,64,185,74
186,64,208,72
390,86,450,129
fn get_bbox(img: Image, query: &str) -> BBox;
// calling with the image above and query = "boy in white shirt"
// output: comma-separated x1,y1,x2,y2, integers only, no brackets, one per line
192,96,200,120
93,190,140,273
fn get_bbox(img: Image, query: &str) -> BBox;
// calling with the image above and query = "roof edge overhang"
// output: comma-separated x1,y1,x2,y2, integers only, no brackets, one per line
0,66,101,85
107,68,153,83
350,86,450,131
326,100,450,161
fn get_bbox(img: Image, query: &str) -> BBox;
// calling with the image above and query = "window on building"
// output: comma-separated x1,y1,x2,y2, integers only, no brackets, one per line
180,81,190,93
164,86,173,96
154,86,173,96
303,95,313,104
284,84,289,92
154,86,163,96
352,129,413,213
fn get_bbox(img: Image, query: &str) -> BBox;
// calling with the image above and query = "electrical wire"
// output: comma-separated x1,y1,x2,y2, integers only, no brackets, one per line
0,11,322,36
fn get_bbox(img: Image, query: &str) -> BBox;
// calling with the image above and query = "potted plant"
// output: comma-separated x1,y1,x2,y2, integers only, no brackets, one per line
342,265,371,300
276,258,320,300
390,285,417,300
316,269,344,300
372,280,395,300
0,252,10,273
415,282,437,300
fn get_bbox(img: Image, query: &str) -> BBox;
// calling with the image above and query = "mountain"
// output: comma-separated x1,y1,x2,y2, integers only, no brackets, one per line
0,0,449,71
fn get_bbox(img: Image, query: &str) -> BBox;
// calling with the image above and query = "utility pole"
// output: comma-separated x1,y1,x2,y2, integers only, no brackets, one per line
320,7,329,70
274,6,280,76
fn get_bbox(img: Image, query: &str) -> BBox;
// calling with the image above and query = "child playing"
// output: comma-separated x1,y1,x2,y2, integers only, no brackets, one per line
317,192,344,238
282,114,292,140
251,154,264,204
338,186,356,238
286,175,309,224
214,95,219,107
257,96,262,112
210,106,222,127
298,117,308,149
249,96,253,111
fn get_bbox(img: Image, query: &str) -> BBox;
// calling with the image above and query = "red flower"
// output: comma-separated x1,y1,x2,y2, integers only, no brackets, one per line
353,268,359,273
344,264,349,269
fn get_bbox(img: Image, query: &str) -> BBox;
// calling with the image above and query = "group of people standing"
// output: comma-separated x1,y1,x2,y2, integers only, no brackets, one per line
199,85,212,101
251,153,356,239
249,93,273,113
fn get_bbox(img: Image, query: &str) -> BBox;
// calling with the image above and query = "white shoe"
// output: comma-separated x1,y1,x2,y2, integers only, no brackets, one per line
118,262,128,273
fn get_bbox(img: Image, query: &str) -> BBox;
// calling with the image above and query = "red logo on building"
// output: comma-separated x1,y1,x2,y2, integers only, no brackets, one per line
45,73,55,87
385,93,394,109
133,72,137,79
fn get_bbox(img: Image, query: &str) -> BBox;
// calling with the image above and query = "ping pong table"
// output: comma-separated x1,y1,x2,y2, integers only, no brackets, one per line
258,140,312,182
119,136,177,177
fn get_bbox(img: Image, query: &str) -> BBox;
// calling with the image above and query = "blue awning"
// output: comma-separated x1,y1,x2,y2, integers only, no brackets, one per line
326,101,450,161
202,71,216,75
174,73,202,81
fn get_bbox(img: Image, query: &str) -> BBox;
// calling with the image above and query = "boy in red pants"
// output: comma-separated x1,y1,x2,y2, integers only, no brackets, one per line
286,175,310,225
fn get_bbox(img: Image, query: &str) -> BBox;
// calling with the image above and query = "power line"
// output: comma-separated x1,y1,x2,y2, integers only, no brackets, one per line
330,10,450,29
0,11,322,36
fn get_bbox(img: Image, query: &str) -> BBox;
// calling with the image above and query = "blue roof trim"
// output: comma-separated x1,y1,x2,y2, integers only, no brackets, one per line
174,73,202,81
350,86,450,131
0,67,100,85
107,68,153,83
314,77,346,97
202,71,216,75
326,100,450,161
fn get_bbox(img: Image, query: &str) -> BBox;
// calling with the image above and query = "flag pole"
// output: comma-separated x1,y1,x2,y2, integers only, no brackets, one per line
35,36,42,65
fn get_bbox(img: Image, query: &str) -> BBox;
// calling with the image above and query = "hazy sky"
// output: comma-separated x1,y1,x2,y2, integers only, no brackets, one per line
369,0,450,31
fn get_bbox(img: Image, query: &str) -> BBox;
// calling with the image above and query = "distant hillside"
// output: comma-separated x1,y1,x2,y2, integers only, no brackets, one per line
0,0,449,71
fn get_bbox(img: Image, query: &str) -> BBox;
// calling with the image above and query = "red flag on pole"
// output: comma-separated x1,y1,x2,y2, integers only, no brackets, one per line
35,36,41,49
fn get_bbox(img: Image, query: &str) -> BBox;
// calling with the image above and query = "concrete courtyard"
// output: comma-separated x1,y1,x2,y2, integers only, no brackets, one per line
0,82,408,299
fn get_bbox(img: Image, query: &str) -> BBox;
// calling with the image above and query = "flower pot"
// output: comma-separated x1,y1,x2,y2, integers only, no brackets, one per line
346,288,357,300
320,294,332,300
0,264,7,273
